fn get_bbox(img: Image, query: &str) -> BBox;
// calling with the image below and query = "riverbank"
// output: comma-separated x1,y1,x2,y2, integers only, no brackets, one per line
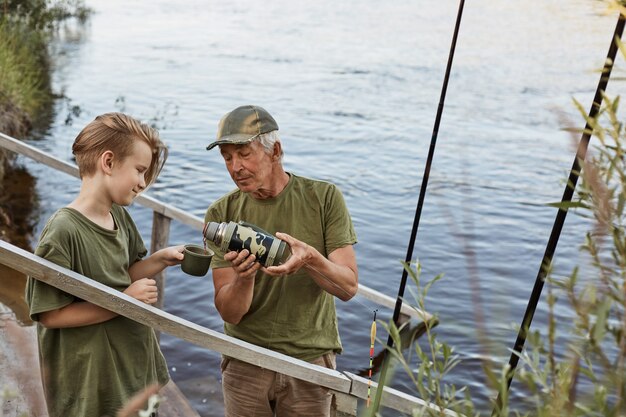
0,10,53,246
0,165,37,326
0,21,51,346
0,1,92,321
0,5,80,414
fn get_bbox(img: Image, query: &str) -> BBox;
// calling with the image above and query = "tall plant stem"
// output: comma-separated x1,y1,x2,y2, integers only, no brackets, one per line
493,11,626,416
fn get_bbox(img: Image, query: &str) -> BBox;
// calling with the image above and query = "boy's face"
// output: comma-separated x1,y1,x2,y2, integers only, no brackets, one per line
108,140,153,206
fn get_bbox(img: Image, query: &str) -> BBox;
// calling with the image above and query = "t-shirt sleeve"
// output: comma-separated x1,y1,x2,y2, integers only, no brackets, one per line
324,185,358,254
204,204,231,269
26,241,75,321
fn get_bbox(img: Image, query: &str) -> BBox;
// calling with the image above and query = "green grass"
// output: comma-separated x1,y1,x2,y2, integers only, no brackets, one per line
0,19,51,132
0,0,92,136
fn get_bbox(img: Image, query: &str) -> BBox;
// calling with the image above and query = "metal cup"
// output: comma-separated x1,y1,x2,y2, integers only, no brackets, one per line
181,244,214,277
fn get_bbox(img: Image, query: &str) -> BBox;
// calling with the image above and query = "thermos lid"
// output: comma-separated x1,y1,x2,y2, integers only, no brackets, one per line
204,222,220,241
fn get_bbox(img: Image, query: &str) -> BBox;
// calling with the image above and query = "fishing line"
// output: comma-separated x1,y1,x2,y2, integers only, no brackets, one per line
266,260,382,414
303,261,381,407
493,12,625,414
303,261,378,313
204,222,381,413
224,257,380,416
368,0,466,415
301,261,380,408
367,310,378,408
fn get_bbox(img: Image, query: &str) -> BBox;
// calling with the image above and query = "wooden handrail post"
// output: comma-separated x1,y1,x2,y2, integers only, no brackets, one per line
150,211,171,310
331,391,358,417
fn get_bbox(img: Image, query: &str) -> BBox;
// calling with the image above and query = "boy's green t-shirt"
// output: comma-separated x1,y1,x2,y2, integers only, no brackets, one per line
205,173,357,362
26,205,169,417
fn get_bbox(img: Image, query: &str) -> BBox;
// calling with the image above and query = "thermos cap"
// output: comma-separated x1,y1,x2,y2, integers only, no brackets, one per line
204,222,220,241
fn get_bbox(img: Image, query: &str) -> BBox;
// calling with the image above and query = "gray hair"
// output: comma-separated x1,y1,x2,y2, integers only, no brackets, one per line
255,130,283,161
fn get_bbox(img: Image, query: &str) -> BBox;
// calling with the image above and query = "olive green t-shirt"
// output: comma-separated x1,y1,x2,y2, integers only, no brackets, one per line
204,173,357,361
26,205,169,417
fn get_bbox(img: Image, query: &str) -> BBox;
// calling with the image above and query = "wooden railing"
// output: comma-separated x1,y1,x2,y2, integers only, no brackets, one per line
0,132,444,416
0,240,455,416
0,132,431,320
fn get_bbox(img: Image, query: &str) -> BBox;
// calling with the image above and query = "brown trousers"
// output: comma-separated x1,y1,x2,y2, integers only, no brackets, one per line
220,353,336,417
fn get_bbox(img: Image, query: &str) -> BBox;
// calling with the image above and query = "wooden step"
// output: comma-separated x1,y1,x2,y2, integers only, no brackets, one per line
0,306,202,417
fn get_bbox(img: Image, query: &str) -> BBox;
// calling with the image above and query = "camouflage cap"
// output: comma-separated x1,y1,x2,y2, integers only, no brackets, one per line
206,105,279,150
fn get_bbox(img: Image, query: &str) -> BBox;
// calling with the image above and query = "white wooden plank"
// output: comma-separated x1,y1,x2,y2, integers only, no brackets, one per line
331,391,357,417
344,372,462,417
357,284,433,322
0,133,204,230
0,132,79,178
159,381,202,417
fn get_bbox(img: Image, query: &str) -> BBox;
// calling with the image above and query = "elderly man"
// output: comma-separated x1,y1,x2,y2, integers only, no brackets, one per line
204,105,358,417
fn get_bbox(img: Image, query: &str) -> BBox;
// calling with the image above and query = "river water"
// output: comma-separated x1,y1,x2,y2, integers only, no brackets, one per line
12,0,624,415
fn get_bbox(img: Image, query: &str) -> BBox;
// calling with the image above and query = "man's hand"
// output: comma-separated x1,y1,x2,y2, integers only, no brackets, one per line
264,232,310,276
265,232,358,301
225,249,261,279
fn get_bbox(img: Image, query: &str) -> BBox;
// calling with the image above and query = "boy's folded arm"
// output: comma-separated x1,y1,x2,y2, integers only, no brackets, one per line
39,301,118,329
128,246,184,281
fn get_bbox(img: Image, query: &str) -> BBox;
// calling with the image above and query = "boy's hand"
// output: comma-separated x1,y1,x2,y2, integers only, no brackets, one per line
124,278,158,304
159,245,185,266
127,246,185,282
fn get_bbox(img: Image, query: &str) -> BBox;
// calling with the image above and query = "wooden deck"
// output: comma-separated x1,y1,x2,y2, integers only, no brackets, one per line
160,382,203,417
0,304,202,417
0,307,47,417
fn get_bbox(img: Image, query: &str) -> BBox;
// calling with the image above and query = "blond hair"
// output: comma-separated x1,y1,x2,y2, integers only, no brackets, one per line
72,112,168,187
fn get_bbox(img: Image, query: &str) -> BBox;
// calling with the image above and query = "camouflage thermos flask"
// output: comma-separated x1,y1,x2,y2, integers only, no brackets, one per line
203,221,292,267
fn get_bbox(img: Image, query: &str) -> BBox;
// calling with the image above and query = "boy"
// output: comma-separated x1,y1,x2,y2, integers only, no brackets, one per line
26,112,184,417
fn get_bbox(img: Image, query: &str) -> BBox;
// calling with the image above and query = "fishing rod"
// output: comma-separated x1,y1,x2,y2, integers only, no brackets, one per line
368,0,466,415
493,11,626,415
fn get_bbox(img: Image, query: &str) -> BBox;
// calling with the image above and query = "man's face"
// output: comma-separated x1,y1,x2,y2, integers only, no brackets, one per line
219,141,275,197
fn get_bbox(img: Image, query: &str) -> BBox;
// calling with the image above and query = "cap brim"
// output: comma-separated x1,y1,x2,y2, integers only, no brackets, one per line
206,133,258,150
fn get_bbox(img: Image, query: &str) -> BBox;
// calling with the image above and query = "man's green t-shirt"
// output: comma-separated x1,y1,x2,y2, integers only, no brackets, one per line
26,205,169,417
204,173,357,362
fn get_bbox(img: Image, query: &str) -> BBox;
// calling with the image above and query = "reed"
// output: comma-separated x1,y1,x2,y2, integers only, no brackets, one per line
0,20,50,137
372,34,626,417
0,0,91,137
